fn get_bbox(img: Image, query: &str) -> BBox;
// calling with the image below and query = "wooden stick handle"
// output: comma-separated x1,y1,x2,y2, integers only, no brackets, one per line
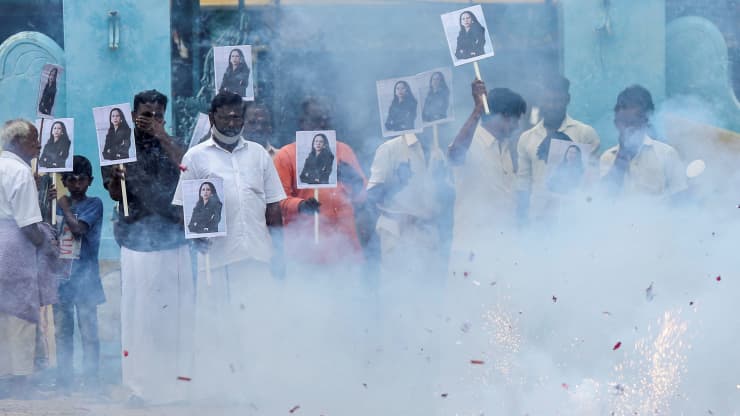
314,188,319,244
473,62,490,115
119,163,129,217
51,173,57,225
204,252,212,287
433,124,439,149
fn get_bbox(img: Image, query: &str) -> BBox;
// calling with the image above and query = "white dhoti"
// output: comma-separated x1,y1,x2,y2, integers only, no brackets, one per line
0,312,36,377
190,258,278,405
120,245,194,404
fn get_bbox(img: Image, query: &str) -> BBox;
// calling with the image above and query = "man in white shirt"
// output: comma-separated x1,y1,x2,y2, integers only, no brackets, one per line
447,80,527,259
600,85,687,197
0,119,53,399
173,91,286,402
367,127,448,277
516,74,600,223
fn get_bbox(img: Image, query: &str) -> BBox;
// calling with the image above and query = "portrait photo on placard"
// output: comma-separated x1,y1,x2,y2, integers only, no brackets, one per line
376,76,422,137
189,112,212,148
37,118,74,173
92,103,136,166
546,138,592,194
418,67,454,126
183,177,227,239
213,45,254,101
296,130,337,189
36,64,63,118
441,5,495,66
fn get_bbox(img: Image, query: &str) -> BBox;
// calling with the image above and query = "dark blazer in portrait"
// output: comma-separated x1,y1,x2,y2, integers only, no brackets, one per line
455,26,486,59
39,137,71,168
220,66,250,97
300,151,334,185
188,198,223,233
38,82,57,115
422,90,449,122
103,126,132,160
385,99,417,132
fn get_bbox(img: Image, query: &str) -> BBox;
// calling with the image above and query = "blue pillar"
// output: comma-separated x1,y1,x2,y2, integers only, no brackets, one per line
63,1,172,258
563,0,665,149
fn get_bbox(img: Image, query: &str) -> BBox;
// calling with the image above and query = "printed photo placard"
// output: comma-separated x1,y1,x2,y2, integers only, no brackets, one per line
182,177,227,239
295,130,338,189
214,45,254,101
441,5,495,66
376,76,423,138
93,103,137,166
37,118,74,173
36,64,63,119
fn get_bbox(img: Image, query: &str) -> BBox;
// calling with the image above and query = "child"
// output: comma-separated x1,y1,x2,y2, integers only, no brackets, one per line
53,155,105,392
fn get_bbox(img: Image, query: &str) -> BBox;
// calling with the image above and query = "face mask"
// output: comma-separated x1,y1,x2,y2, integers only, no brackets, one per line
212,126,241,145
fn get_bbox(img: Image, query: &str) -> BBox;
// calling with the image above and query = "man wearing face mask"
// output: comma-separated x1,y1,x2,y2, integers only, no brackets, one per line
172,91,286,401
516,74,600,224
600,85,687,197
101,90,193,405
243,101,278,158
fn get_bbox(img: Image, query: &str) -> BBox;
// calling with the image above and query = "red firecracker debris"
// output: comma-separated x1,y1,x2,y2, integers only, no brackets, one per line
689,301,694,306
178,164,188,172
470,359,485,365
715,275,721,282
561,382,569,390
441,393,448,398
289,405,300,413
177,376,191,382
468,252,475,262
552,295,558,303
463,271,469,277
362,383,367,388
123,350,129,357
613,341,622,350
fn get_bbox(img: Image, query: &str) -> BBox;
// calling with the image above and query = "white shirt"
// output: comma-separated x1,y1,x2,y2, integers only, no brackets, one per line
600,135,688,197
368,133,446,223
173,137,286,268
451,125,517,253
0,151,42,227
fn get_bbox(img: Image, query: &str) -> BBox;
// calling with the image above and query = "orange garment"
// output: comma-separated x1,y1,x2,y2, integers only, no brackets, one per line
273,141,366,265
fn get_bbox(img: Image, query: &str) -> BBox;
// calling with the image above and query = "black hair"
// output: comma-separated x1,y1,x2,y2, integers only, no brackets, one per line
487,88,527,118
133,89,168,112
614,84,655,115
542,73,570,95
209,90,244,114
62,155,93,180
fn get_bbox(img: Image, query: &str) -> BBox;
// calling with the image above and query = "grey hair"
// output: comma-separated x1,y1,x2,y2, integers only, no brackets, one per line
1,119,35,148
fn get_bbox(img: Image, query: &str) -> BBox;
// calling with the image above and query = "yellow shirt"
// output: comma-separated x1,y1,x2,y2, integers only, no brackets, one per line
451,125,517,253
600,135,688,197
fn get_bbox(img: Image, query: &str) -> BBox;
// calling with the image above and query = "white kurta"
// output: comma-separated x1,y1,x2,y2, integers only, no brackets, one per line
120,245,193,404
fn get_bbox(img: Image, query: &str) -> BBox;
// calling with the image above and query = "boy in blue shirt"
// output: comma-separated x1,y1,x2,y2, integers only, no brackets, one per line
53,156,105,391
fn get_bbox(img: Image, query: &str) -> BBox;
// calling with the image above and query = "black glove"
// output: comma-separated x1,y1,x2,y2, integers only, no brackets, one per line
298,197,321,215
338,161,364,192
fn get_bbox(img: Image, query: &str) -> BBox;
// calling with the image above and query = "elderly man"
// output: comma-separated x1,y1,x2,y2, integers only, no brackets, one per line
173,90,286,401
101,90,193,405
601,85,687,197
0,119,56,399
516,74,600,223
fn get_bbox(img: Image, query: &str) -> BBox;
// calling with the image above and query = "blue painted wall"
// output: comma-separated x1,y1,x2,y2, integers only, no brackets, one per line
563,0,666,150
63,1,172,258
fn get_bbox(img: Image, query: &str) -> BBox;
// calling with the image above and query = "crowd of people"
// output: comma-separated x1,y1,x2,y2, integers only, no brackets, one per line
0,71,692,405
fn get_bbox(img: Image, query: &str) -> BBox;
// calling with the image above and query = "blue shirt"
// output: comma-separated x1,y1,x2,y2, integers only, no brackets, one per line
56,196,106,305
